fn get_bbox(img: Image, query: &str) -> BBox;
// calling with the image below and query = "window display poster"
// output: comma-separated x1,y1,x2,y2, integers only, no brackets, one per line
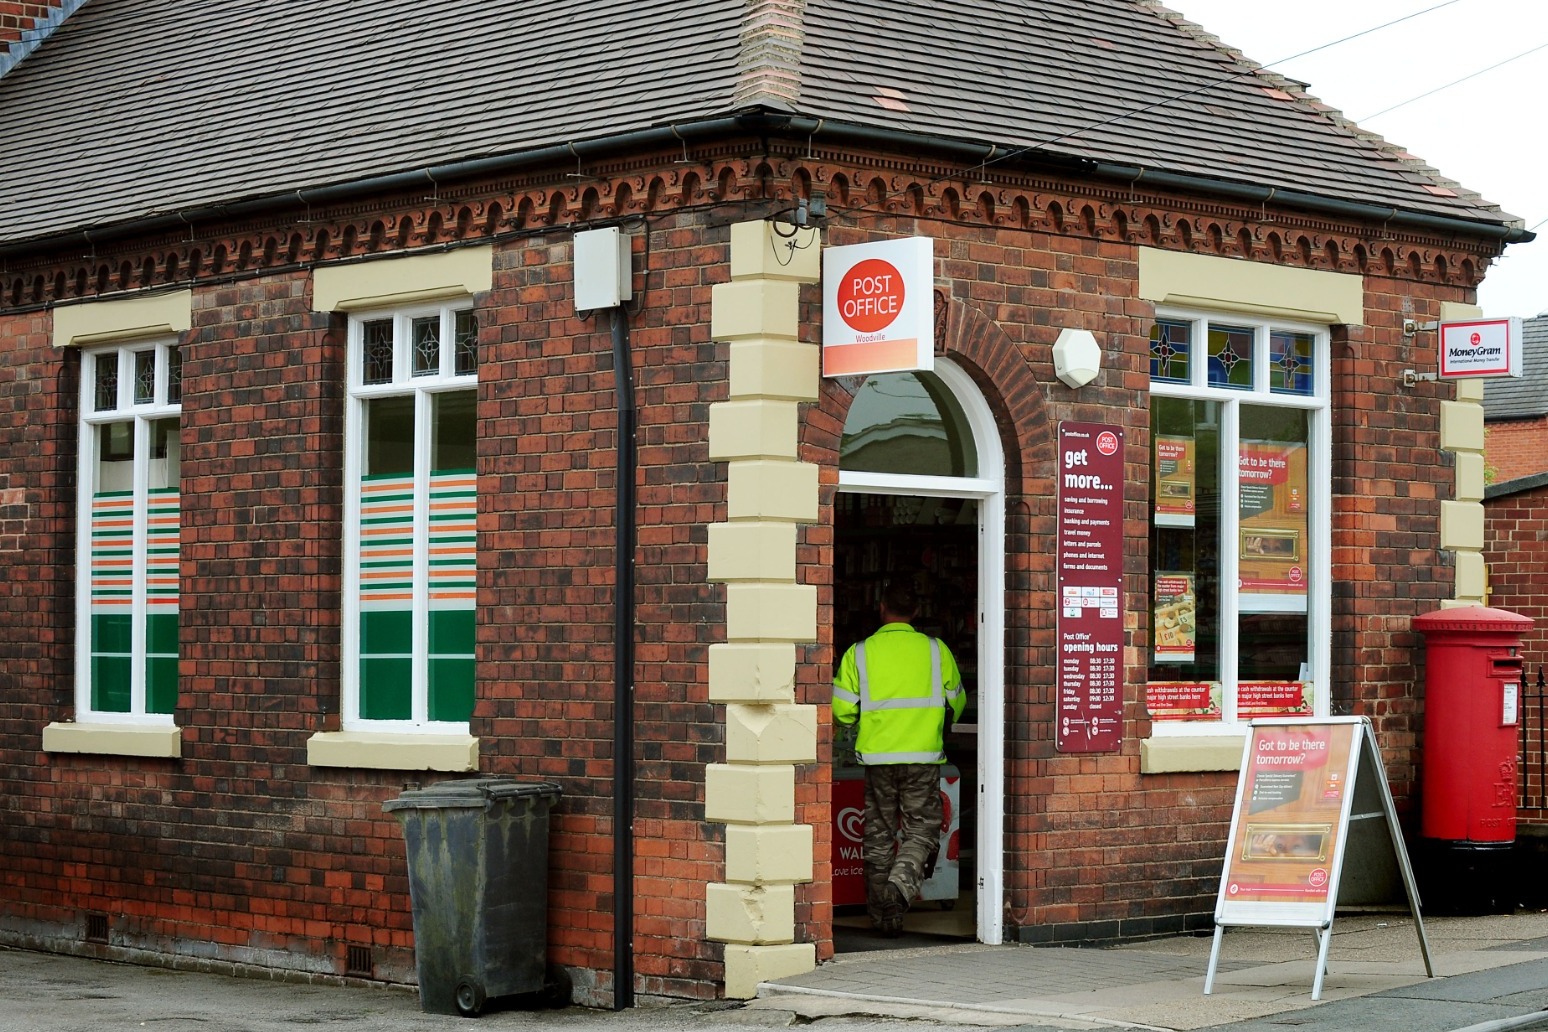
1154,434,1196,526
1218,720,1356,922
1056,421,1124,753
1153,571,1196,663
1145,680,1221,721
1238,440,1308,601
1238,680,1313,718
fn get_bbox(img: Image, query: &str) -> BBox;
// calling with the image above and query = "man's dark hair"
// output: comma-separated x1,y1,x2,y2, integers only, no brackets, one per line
881,581,920,620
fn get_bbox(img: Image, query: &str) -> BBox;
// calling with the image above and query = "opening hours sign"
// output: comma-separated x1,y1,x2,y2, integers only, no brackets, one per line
1055,421,1124,752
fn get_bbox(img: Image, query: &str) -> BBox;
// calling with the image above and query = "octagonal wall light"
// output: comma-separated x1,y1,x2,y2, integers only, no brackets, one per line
1052,328,1102,389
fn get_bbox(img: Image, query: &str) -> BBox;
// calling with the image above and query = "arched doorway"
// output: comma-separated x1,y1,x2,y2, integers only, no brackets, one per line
833,358,1006,945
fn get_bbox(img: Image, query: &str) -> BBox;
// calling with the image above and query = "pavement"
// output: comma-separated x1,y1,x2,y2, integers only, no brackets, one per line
4,910,1548,1032
751,910,1548,1031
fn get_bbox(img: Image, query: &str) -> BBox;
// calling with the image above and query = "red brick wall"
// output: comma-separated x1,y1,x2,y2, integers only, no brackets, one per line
0,306,76,948
1487,417,1548,484
1328,279,1461,808
477,215,734,998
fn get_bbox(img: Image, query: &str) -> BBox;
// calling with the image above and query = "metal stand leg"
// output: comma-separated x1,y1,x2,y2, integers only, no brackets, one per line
1311,926,1333,1000
1204,925,1224,995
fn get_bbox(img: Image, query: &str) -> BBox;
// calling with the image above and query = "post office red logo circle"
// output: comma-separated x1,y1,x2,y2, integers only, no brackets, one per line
1096,431,1119,456
837,258,905,333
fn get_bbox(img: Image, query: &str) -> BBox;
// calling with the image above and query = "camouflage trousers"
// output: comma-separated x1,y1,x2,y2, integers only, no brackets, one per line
862,763,943,927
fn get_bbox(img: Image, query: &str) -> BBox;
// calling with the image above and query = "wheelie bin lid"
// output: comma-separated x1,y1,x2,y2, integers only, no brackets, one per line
383,777,562,812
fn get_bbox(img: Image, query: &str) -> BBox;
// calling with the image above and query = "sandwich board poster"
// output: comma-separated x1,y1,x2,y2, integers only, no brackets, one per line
1205,717,1431,1000
1218,720,1355,925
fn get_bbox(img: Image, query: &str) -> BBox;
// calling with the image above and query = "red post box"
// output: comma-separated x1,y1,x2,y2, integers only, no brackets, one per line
1415,605,1531,842
1414,604,1532,912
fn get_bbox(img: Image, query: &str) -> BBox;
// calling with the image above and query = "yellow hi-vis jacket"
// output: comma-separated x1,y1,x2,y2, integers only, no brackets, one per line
832,622,965,765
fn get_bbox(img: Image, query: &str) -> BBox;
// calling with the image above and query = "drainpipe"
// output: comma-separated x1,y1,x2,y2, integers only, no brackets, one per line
609,304,636,1010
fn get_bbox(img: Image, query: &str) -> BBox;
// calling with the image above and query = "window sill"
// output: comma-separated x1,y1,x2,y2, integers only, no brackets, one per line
43,721,182,759
1140,730,1246,773
306,730,478,772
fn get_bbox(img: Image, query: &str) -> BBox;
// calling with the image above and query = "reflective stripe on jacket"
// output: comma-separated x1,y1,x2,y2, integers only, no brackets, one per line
832,622,965,764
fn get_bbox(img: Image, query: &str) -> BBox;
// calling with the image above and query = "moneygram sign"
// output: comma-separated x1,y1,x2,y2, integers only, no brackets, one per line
1438,317,1522,379
821,237,934,377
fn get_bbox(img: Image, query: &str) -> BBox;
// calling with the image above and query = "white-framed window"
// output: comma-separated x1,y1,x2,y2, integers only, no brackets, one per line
1145,307,1331,728
343,302,478,730
76,341,183,722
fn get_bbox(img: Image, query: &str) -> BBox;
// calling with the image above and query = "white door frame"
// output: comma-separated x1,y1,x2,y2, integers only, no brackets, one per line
836,358,1006,945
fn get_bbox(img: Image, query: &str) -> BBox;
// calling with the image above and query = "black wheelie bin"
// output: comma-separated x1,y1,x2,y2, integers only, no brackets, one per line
384,778,562,1016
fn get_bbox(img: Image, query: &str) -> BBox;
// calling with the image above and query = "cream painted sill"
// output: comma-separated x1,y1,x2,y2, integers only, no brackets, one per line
43,722,182,759
307,731,478,772
1140,731,1247,773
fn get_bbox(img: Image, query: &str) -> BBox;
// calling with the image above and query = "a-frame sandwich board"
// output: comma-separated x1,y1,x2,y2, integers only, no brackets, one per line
1204,716,1432,1000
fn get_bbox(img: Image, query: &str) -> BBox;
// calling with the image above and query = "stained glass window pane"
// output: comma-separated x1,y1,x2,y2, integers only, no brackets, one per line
412,316,440,376
1270,331,1316,396
167,347,183,405
95,353,119,411
454,310,478,376
134,351,156,404
1207,324,1254,390
1150,320,1190,383
363,319,394,384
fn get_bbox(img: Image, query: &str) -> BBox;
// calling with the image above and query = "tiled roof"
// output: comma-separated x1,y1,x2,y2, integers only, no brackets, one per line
0,0,1523,249
1484,317,1548,421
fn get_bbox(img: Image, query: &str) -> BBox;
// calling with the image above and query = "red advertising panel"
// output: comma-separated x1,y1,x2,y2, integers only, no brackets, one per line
1238,680,1313,718
1056,422,1125,752
1145,680,1220,721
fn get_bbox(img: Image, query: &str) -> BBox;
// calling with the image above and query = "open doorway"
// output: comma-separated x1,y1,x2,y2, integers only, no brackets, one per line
832,492,980,947
830,359,1005,951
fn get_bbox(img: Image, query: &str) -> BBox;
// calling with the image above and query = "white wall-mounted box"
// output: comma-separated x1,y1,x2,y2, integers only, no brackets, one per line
574,227,633,311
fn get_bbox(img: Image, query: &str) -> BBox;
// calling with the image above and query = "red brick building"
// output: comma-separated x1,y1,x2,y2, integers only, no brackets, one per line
0,0,1533,1008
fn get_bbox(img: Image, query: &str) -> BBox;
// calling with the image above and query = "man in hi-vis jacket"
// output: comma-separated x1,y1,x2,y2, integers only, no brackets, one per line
832,581,966,935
